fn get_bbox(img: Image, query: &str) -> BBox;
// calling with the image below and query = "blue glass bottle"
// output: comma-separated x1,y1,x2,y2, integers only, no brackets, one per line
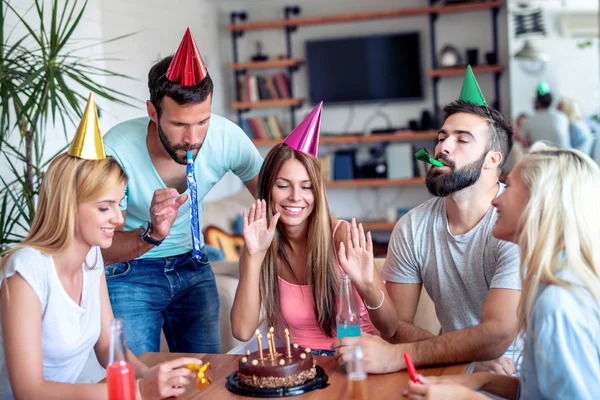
336,274,361,339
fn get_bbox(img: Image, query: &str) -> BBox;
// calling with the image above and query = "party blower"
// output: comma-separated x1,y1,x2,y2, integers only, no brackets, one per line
184,362,212,390
403,352,421,384
414,148,444,167
186,150,203,261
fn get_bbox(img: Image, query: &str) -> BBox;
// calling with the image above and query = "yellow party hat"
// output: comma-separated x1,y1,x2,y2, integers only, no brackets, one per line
68,93,105,160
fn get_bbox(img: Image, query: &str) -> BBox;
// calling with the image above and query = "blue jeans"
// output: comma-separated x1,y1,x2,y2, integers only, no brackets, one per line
105,251,221,356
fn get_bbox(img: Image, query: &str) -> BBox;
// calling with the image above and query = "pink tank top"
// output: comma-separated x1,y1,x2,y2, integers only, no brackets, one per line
278,220,376,350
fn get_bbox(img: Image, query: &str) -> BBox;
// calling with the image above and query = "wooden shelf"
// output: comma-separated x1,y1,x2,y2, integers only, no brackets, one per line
428,65,503,78
325,178,425,188
227,1,501,31
252,130,438,146
232,98,304,110
229,59,303,71
362,221,396,231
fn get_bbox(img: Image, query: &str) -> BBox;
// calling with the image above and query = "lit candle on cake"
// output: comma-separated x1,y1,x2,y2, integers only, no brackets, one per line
267,332,274,360
269,327,277,357
255,329,264,360
285,328,292,358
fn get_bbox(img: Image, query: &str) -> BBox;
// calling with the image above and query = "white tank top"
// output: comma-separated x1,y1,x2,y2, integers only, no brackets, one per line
0,247,103,399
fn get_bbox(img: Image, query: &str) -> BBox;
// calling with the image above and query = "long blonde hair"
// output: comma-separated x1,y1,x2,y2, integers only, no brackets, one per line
516,143,600,335
257,144,340,336
558,97,583,124
0,153,127,272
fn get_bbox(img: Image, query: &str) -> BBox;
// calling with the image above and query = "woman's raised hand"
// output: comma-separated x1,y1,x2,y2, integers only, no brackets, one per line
242,199,280,256
338,218,375,291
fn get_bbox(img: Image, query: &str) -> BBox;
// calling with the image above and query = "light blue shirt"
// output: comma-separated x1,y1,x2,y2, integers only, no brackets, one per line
569,120,595,157
103,114,262,259
519,271,600,399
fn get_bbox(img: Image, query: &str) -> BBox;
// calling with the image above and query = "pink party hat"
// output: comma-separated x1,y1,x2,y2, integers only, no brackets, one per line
283,102,322,157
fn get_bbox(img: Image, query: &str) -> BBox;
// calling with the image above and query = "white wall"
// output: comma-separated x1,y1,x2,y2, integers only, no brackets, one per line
96,0,243,201
215,0,510,220
3,0,232,200
3,0,107,156
98,0,225,128
507,0,600,118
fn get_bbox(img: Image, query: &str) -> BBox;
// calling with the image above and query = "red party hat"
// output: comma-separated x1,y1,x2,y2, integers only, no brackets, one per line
283,102,322,157
166,28,208,86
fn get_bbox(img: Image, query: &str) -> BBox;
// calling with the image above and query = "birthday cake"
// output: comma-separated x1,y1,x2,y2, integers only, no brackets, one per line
237,346,317,389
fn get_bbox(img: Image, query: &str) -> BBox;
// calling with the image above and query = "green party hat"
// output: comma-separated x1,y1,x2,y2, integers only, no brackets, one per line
537,79,551,96
459,65,487,106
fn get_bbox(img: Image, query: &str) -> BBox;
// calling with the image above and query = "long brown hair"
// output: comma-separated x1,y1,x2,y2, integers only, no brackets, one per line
258,144,340,337
1,153,127,272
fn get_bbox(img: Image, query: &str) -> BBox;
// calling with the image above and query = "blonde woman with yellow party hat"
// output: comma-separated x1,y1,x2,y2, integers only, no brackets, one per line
0,95,202,400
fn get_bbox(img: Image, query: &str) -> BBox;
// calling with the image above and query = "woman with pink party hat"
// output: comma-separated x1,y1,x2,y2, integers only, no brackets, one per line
230,103,398,353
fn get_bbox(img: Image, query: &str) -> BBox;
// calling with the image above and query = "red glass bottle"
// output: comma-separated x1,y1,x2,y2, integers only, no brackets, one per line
106,318,136,400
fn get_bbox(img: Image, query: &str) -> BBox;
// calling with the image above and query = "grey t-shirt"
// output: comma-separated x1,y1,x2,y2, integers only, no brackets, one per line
381,185,521,339
523,109,570,149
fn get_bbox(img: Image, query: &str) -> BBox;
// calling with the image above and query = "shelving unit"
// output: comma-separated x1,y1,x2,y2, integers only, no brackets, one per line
228,1,503,231
227,1,501,31
325,178,425,188
230,6,303,128
428,0,502,124
232,98,304,111
229,0,503,127
428,64,503,78
228,59,303,71
362,221,396,232
251,130,438,147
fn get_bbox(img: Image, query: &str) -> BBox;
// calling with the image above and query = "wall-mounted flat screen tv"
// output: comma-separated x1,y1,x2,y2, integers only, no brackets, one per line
305,32,423,104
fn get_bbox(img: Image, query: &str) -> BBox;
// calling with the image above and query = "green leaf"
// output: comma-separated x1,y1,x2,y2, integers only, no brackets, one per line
56,0,88,55
1,0,136,243
3,1,43,49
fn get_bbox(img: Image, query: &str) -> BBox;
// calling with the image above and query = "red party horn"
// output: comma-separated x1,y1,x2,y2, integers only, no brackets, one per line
404,352,421,383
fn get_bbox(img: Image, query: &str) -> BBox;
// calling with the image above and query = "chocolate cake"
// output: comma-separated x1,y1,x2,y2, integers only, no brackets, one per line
237,346,317,389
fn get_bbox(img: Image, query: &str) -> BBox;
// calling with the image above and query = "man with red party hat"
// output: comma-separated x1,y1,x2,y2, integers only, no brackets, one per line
332,66,522,377
101,28,263,355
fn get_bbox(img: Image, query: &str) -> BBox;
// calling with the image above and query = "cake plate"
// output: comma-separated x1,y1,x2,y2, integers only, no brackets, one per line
225,365,329,397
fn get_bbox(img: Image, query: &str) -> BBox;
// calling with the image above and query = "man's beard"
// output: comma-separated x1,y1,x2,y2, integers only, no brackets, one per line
157,121,202,165
425,151,487,197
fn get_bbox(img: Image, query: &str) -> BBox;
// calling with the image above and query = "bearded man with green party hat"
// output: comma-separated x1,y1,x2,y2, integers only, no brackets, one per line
521,79,570,149
332,66,522,376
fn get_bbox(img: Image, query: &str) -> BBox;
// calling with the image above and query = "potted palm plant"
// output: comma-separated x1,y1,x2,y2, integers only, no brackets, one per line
0,0,135,250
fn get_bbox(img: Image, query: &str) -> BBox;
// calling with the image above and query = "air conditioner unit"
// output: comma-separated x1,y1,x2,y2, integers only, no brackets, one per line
559,14,599,37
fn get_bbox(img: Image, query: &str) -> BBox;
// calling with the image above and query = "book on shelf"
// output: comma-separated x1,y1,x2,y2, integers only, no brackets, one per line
386,143,414,179
241,115,284,139
238,72,291,102
319,153,334,182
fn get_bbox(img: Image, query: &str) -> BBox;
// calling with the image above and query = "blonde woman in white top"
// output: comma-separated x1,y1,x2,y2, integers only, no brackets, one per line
0,98,202,400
